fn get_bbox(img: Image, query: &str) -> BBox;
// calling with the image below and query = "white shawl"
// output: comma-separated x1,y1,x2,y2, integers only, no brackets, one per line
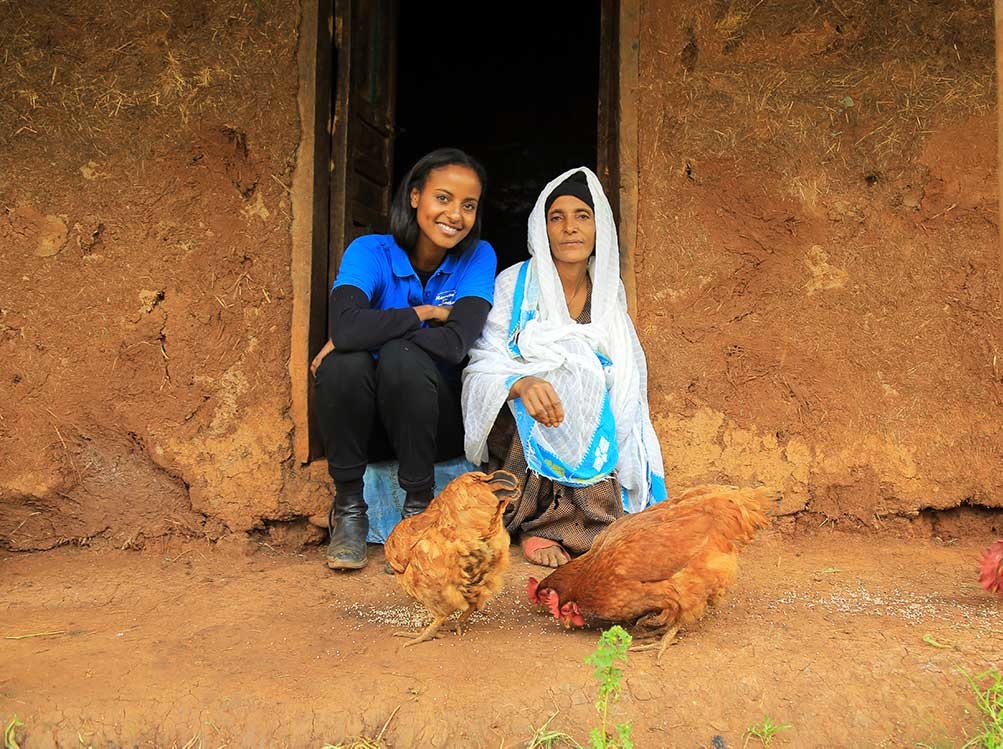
461,166,666,512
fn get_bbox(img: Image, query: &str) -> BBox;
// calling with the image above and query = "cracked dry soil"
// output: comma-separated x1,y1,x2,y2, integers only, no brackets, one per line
2,530,1000,748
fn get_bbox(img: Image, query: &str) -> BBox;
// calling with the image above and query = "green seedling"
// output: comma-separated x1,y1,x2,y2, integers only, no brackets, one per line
526,711,581,748
583,626,634,749
961,668,1003,749
523,627,635,748
4,717,24,749
745,715,792,746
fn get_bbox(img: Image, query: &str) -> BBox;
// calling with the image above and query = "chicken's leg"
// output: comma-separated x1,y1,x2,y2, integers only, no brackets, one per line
394,613,451,646
449,606,475,635
629,625,679,661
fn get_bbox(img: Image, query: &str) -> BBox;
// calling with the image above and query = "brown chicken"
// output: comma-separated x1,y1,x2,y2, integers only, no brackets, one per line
527,484,778,659
384,470,520,645
978,540,1003,596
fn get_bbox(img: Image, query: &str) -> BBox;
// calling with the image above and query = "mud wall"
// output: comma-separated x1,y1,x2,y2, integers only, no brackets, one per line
0,0,330,550
635,0,1002,528
2,1,1000,552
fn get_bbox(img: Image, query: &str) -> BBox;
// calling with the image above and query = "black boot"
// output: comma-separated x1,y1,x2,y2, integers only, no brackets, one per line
326,481,369,570
401,485,434,519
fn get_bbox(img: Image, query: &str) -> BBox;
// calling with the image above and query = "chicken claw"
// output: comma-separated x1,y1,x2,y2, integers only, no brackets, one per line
448,607,478,636
394,615,450,646
628,625,679,661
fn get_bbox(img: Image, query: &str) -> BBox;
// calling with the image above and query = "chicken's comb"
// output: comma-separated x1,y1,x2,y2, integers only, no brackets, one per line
527,577,541,603
977,540,1003,595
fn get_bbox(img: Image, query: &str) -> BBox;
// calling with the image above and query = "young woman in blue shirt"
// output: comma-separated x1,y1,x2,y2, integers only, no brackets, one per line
310,148,497,570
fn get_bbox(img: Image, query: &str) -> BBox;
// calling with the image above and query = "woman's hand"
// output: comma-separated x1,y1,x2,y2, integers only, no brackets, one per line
414,304,452,323
310,339,335,378
510,376,564,428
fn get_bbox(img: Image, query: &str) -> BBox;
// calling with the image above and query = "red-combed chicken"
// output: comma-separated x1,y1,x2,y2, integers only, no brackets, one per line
527,484,779,659
384,470,520,645
978,540,1003,596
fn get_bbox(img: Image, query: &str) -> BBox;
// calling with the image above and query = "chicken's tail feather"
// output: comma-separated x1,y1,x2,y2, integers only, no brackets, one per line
726,489,771,543
977,540,1003,596
678,485,776,544
483,470,520,500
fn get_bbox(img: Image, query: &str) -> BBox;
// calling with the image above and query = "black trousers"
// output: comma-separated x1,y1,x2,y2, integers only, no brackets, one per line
313,339,465,493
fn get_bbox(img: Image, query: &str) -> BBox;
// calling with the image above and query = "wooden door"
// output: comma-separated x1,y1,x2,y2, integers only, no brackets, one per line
329,0,397,286
304,0,396,461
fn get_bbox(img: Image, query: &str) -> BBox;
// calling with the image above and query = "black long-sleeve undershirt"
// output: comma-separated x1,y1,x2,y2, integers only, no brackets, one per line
328,285,420,351
404,296,490,365
328,285,490,365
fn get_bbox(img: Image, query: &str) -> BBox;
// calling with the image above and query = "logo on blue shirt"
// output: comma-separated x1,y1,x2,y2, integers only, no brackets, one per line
434,289,457,306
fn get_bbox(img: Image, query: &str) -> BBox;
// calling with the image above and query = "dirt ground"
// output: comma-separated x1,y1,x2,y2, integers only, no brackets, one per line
2,528,1000,748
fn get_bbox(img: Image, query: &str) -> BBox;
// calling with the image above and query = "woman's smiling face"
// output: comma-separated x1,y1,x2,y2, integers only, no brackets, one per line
410,164,482,253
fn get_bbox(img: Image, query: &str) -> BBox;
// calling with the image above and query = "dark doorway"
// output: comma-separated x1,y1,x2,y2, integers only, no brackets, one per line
393,3,601,272
299,0,616,462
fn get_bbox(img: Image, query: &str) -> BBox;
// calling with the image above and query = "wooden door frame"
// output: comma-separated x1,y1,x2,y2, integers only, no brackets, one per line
290,0,640,463
290,0,334,465
599,0,640,317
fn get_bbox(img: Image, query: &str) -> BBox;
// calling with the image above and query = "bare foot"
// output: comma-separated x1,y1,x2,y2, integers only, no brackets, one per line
521,536,570,568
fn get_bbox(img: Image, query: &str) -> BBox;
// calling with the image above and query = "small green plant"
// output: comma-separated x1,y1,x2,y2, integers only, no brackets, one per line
4,717,24,749
961,668,1003,749
583,625,634,749
524,628,635,748
526,711,581,748
745,715,792,746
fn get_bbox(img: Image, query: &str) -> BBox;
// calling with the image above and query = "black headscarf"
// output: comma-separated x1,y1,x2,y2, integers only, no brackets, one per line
543,170,594,214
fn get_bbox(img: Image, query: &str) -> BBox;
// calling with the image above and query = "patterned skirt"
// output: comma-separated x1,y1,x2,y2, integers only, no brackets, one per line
486,407,623,556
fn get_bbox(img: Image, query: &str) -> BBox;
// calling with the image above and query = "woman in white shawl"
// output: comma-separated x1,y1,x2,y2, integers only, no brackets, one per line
462,167,666,567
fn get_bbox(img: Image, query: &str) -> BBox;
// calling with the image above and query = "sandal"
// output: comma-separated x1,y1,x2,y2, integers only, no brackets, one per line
521,536,570,567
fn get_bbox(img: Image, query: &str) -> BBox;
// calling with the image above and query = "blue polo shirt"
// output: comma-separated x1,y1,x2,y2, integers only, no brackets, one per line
333,234,496,310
